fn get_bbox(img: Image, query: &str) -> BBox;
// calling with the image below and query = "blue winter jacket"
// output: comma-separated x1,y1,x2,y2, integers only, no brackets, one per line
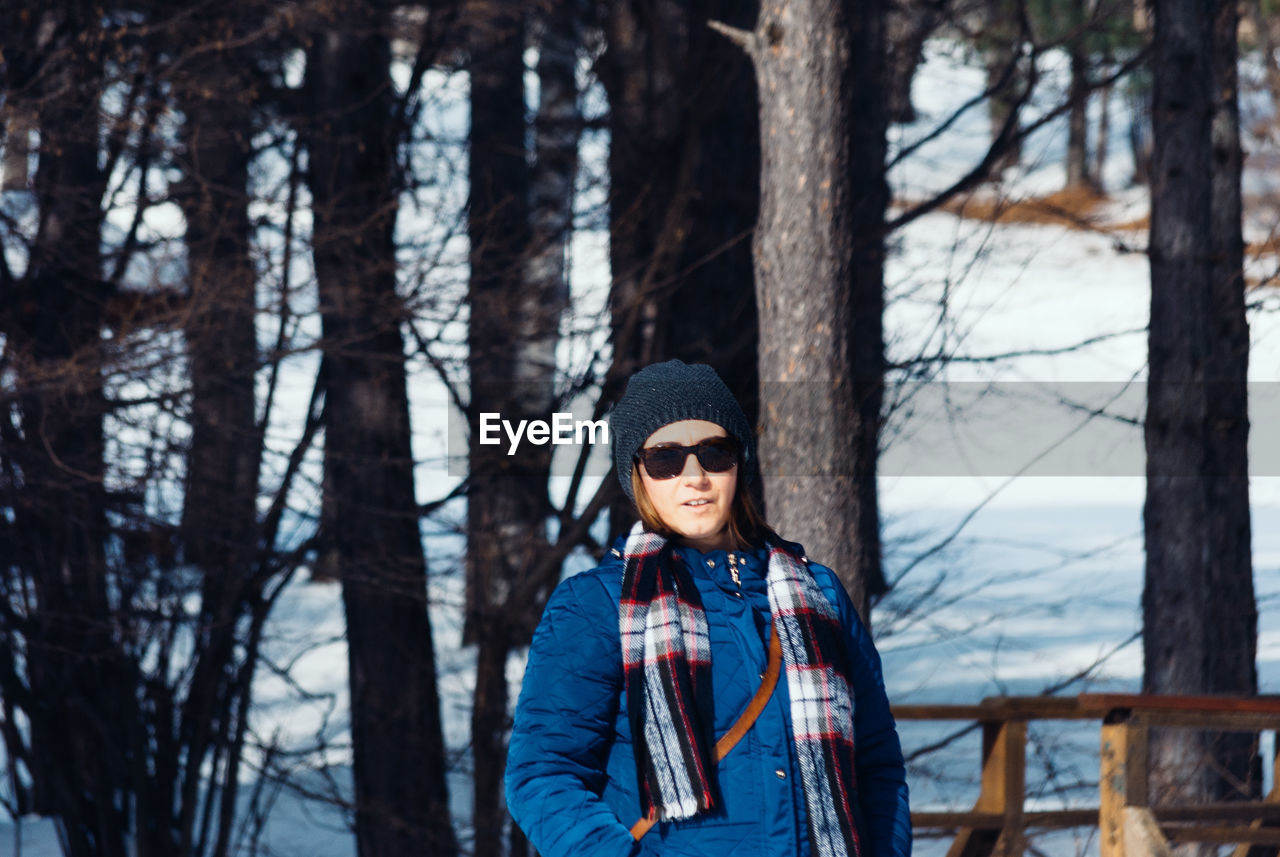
505,534,912,857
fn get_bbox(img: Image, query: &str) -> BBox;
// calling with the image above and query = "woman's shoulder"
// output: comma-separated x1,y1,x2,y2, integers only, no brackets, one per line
803,558,843,591
543,545,626,617
768,534,843,592
804,560,854,621
770,537,860,628
526,549,626,669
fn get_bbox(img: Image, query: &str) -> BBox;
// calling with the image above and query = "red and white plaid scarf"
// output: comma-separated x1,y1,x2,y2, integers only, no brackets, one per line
619,521,865,857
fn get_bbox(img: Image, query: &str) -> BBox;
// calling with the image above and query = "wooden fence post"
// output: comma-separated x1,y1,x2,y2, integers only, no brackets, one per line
948,717,1027,857
1101,709,1149,857
986,720,1027,857
1233,737,1280,857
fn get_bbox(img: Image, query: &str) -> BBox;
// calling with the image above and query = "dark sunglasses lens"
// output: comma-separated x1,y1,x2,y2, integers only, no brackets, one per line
694,442,737,473
643,449,689,479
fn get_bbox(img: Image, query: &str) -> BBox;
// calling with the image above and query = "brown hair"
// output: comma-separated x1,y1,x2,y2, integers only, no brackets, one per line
630,460,776,550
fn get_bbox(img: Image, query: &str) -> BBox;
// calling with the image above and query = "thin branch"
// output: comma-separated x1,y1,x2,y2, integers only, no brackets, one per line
102,63,147,203
888,34,1030,170
259,362,327,556
905,722,981,764
256,135,304,441
108,78,163,290
890,326,1148,369
420,478,468,517
888,47,1151,235
394,0,465,148
708,19,756,54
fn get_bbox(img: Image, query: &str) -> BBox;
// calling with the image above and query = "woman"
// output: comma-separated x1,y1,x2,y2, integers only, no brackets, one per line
505,359,911,857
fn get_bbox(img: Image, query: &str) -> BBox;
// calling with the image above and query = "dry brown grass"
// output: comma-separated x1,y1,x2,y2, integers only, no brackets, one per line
896,185,1150,233
1246,234,1280,256
894,182,1280,291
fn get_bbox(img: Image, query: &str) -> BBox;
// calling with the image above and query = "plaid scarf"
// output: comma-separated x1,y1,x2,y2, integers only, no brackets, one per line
619,521,864,857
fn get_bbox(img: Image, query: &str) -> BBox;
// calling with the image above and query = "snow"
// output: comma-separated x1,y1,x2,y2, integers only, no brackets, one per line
6,36,1280,857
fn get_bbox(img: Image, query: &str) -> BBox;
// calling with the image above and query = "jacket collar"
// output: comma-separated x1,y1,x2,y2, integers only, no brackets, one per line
603,531,809,573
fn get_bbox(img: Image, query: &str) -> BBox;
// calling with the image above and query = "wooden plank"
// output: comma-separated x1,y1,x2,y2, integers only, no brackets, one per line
976,722,1019,810
919,799,1280,829
913,810,1097,830
981,720,1026,857
1100,713,1149,857
943,720,1028,857
1079,694,1280,716
898,695,1280,723
894,698,1094,721
979,697,1092,720
894,705,994,721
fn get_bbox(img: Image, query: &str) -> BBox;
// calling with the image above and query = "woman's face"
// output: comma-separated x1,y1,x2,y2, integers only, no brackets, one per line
637,419,738,552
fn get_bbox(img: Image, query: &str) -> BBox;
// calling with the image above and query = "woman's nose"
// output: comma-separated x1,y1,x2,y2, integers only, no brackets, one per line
680,452,710,481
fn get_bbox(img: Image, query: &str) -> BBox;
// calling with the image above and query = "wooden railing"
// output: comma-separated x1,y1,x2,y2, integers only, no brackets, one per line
892,695,1280,857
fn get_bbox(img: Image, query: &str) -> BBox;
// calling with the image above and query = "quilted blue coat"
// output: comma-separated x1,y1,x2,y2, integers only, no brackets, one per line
505,534,912,857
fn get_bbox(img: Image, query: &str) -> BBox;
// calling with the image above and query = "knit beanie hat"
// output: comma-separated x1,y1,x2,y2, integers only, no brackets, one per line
608,359,759,503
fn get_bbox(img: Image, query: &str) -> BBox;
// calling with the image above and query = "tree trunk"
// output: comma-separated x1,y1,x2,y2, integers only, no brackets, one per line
600,0,684,541
1128,80,1153,185
745,0,889,620
463,5,561,857
885,0,941,124
517,0,583,625
463,3,585,852
171,20,265,856
2,109,32,190
1204,0,1258,800
659,0,761,431
848,0,892,614
982,0,1024,171
1066,12,1093,190
463,8,531,857
524,0,580,415
304,11,457,857
1094,50,1112,186
1144,0,1256,813
601,0,761,541
4,9,131,856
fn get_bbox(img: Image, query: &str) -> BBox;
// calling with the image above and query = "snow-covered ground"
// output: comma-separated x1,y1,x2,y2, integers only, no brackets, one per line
6,37,1280,857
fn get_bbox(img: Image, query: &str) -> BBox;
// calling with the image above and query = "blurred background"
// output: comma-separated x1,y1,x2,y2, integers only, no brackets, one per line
1,0,1279,855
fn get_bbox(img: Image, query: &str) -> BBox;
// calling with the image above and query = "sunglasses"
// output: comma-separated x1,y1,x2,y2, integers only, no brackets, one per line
635,436,740,480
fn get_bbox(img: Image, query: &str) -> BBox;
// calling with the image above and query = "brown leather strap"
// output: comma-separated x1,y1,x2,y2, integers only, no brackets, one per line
629,620,784,841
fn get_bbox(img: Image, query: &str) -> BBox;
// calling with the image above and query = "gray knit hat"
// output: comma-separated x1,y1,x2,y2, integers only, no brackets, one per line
608,359,759,503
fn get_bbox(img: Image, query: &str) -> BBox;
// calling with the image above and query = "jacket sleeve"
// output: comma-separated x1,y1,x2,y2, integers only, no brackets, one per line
505,573,642,857
816,565,913,857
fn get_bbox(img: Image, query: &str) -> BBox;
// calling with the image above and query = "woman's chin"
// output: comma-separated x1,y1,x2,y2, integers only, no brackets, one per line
674,521,730,548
